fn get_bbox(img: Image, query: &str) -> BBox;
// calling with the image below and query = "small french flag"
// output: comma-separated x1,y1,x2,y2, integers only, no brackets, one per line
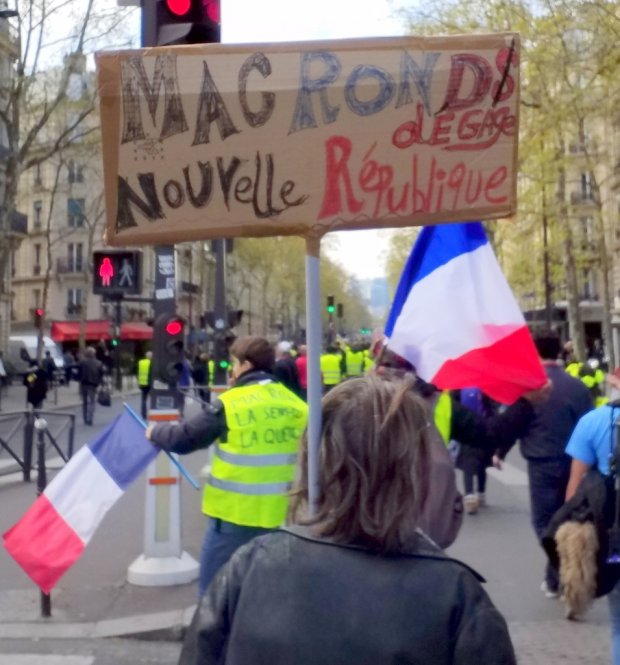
385,222,546,404
3,410,158,594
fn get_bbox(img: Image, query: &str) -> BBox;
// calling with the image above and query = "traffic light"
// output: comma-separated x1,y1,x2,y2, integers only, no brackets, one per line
228,309,243,328
326,295,335,315
34,307,43,329
145,0,220,46
337,303,344,318
152,313,185,385
92,250,142,296
213,330,235,378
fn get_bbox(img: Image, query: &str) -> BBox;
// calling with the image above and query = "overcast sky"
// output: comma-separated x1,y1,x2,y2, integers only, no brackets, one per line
222,0,407,280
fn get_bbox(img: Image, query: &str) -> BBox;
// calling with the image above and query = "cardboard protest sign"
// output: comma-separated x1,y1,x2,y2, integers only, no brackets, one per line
96,33,520,246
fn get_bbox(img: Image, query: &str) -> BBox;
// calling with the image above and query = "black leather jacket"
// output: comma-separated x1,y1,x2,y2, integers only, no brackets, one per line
179,527,516,665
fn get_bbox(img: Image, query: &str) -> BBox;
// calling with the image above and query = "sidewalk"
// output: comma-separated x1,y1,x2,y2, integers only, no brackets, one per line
0,375,140,414
0,378,198,643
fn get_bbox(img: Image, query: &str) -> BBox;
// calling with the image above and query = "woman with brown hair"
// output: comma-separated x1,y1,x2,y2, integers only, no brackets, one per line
178,374,515,665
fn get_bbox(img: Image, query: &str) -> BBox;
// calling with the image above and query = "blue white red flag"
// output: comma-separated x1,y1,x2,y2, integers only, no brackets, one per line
3,410,158,593
384,222,546,404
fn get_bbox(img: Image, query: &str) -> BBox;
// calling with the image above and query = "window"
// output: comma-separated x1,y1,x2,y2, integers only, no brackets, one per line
67,288,83,314
33,289,41,309
68,243,83,272
580,216,595,248
581,269,597,300
67,198,85,227
34,244,41,274
67,161,84,184
34,163,42,186
33,200,42,229
581,172,594,200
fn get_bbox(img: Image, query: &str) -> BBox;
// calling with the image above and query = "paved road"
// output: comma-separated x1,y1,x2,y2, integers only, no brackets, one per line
0,382,613,663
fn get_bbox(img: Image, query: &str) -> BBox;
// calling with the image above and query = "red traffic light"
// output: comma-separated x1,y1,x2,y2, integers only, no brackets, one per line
165,0,191,16
35,308,44,316
203,0,219,23
165,319,184,336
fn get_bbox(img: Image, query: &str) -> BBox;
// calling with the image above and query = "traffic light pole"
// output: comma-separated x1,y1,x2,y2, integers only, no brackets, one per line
212,238,228,386
126,239,198,587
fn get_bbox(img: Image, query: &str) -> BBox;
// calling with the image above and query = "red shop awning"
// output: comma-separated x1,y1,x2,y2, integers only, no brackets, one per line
50,321,153,342
120,322,153,340
50,320,111,343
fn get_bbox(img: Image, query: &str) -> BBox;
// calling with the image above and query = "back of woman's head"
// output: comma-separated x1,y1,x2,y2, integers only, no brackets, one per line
289,374,432,551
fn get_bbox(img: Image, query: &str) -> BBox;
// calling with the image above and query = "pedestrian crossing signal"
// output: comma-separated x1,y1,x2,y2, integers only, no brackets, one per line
92,250,142,296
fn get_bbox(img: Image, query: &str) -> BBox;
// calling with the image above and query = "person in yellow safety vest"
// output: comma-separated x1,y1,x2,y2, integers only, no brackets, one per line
346,344,365,377
147,335,308,599
578,360,608,407
137,351,152,420
373,345,550,465
320,344,343,393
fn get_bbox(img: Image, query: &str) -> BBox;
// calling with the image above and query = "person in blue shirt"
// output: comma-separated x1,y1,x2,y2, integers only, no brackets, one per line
565,377,620,665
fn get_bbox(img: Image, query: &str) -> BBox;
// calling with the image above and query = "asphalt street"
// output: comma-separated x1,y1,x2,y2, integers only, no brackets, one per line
0,381,613,664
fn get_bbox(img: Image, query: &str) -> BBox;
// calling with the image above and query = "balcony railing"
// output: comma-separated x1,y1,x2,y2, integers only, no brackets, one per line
569,140,598,155
571,191,595,205
66,304,83,318
56,257,83,274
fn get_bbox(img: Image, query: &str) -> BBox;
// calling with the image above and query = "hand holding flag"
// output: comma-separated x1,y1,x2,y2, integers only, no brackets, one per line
385,222,547,404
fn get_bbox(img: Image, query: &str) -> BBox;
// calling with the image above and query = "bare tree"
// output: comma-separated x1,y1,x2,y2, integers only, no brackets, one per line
0,0,135,349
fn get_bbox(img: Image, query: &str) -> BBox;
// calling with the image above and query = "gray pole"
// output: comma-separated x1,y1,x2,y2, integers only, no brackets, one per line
35,417,51,617
212,239,228,386
305,237,322,514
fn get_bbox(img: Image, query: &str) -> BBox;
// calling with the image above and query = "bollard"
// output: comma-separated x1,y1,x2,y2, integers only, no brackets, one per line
34,417,51,618
22,410,34,482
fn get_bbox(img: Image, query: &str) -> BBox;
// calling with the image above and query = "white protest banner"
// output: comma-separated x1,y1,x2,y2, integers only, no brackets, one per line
96,33,520,246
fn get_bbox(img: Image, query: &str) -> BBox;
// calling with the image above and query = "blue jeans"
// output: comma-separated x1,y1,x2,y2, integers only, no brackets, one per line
198,517,272,599
610,580,620,664
80,384,97,425
527,456,572,591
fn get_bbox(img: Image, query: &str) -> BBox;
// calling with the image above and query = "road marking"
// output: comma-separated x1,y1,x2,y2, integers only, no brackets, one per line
0,657,94,665
486,460,529,486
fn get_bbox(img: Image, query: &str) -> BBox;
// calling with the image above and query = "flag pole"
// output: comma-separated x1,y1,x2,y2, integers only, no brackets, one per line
305,236,322,515
123,402,200,491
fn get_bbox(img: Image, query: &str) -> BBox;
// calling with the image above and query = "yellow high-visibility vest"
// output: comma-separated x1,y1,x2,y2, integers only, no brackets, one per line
203,381,308,528
137,358,151,387
320,354,342,385
346,349,365,377
434,391,453,445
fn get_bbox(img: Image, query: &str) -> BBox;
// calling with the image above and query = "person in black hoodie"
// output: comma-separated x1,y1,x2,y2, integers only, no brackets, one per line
23,360,48,409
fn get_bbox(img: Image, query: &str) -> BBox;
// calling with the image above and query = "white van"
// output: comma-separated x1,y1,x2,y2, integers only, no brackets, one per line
7,335,65,376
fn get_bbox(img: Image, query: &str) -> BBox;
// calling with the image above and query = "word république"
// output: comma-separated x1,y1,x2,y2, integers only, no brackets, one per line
116,46,517,229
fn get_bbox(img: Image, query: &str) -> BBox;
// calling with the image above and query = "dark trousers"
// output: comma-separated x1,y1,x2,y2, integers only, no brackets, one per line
463,467,487,495
139,386,150,420
527,456,572,591
198,517,272,599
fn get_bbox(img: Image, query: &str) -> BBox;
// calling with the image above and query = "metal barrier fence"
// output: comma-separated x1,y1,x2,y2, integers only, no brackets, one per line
0,409,75,481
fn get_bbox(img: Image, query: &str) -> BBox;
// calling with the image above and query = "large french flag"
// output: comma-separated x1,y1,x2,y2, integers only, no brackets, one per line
3,410,158,594
385,222,546,404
